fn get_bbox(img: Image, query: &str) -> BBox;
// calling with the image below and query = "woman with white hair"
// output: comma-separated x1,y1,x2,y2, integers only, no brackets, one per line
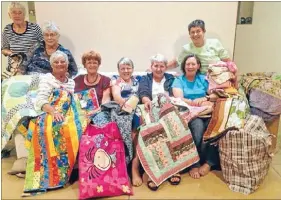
138,54,183,191
1,2,43,72
20,21,78,77
21,50,82,196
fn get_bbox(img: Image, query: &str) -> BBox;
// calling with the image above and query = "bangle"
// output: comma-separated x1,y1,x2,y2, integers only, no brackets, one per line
205,96,210,101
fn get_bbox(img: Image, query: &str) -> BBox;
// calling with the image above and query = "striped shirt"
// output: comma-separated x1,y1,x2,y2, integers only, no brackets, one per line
35,73,75,111
1,21,43,70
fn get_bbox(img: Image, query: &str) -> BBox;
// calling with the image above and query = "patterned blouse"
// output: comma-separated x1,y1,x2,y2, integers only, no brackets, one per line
111,75,142,99
74,74,111,105
20,41,78,77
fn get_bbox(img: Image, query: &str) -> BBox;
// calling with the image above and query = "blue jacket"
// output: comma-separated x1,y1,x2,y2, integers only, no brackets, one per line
138,73,175,101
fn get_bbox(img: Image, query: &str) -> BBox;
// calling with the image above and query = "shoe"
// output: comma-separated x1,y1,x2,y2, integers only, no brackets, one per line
168,174,181,185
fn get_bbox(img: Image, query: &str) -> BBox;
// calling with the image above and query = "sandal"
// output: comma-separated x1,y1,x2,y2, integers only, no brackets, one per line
147,180,159,191
168,174,181,185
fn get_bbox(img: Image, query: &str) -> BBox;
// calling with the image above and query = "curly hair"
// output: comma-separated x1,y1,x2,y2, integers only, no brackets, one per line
82,50,101,66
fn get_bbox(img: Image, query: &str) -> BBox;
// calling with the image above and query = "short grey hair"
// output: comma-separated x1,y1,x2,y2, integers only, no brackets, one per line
50,50,69,66
150,53,167,66
42,21,60,36
117,57,134,69
8,2,26,17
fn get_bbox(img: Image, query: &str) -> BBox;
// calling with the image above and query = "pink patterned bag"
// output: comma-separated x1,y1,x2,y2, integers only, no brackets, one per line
79,122,133,199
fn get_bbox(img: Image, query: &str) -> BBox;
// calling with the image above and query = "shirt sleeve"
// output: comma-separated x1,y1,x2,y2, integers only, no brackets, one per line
171,77,183,90
33,23,43,42
102,76,111,90
35,75,53,111
215,39,230,59
138,75,151,100
201,75,209,92
1,26,10,50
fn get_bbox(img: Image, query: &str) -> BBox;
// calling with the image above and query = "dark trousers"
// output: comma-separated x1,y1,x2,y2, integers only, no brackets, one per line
188,117,220,169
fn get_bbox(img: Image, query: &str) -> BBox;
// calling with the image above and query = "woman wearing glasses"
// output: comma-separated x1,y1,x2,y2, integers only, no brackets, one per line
167,19,231,74
111,57,142,186
20,21,78,77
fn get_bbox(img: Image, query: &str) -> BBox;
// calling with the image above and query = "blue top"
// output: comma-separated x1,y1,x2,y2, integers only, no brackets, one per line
111,75,142,99
171,74,208,100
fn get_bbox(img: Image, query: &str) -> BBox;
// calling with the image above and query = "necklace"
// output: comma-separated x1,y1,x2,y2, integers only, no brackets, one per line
84,74,99,86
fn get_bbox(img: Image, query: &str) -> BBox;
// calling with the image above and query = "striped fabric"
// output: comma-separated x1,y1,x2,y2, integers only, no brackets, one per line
219,115,273,195
1,21,43,69
22,88,83,196
35,73,75,111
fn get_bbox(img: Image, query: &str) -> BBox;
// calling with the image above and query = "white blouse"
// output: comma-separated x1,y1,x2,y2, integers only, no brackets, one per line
152,77,166,99
35,73,75,111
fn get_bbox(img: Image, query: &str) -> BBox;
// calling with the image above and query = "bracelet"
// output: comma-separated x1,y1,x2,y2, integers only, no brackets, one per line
205,96,210,101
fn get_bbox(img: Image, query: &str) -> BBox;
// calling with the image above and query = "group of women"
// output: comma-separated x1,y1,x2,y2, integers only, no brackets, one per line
1,2,234,195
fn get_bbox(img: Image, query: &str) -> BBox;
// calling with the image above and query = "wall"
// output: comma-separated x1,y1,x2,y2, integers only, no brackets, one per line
35,2,238,72
234,2,281,74
1,1,29,71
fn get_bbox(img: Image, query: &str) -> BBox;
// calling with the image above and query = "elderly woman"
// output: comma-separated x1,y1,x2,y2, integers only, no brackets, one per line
172,54,219,179
1,2,43,74
21,50,82,196
19,21,78,77
74,50,111,105
111,57,142,186
138,54,182,191
167,19,231,74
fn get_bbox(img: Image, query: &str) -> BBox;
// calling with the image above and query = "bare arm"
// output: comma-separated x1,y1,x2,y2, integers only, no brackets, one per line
111,85,126,106
1,49,12,57
142,96,152,111
167,58,178,70
101,88,111,104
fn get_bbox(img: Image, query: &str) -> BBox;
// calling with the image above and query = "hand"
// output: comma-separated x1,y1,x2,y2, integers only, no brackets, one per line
191,97,207,107
145,68,152,73
144,101,152,112
4,50,13,57
52,111,64,122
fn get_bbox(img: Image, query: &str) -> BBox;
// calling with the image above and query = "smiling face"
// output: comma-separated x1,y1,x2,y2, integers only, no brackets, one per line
85,59,100,75
151,61,167,80
184,57,200,76
44,30,59,47
189,26,205,46
118,64,133,82
9,8,25,25
52,55,68,76
93,149,111,171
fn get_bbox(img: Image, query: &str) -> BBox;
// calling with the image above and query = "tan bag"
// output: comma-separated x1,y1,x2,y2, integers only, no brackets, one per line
219,115,273,195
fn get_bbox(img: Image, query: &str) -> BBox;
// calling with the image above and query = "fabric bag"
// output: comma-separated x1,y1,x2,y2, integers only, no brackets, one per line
78,121,133,199
219,115,273,195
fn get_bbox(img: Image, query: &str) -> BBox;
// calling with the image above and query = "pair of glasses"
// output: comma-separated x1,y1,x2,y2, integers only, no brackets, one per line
44,33,57,38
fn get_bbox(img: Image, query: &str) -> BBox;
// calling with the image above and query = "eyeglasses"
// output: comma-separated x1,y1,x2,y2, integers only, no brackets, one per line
119,67,133,72
11,11,23,16
53,60,66,65
43,33,57,38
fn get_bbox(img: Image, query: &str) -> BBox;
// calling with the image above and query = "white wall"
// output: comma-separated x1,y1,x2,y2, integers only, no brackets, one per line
35,2,238,72
1,1,29,71
234,2,281,74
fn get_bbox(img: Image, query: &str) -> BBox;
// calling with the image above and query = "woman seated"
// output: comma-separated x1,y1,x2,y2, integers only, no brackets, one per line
172,54,220,179
167,19,231,74
138,53,181,190
20,21,78,77
74,50,111,105
111,57,142,186
22,50,83,196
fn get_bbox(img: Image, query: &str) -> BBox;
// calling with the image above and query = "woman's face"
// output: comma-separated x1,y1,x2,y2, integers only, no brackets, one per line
151,61,167,80
52,55,68,76
118,64,133,82
85,59,99,75
189,26,205,45
44,30,59,47
184,57,200,76
9,8,25,25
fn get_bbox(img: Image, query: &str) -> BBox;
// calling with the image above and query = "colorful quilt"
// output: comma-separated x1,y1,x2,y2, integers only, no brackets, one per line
22,89,83,196
203,96,250,143
137,94,199,186
1,74,42,150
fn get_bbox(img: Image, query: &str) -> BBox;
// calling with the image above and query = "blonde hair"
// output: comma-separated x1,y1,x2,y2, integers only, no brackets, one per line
8,2,26,17
82,50,101,66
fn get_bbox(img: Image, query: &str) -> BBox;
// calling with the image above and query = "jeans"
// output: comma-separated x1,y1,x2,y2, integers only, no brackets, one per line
188,117,220,168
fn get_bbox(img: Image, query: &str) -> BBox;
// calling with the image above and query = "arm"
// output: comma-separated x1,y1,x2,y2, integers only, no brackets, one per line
36,76,64,121
101,88,111,104
167,58,178,70
111,85,126,106
173,87,192,105
138,76,151,101
1,29,12,57
34,23,43,42
141,96,152,111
